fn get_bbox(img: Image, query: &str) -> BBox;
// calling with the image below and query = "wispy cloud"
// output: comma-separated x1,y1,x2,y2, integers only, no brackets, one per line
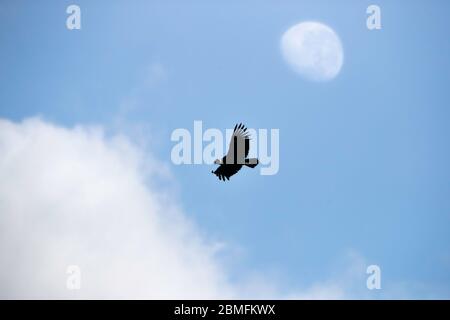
117,61,169,118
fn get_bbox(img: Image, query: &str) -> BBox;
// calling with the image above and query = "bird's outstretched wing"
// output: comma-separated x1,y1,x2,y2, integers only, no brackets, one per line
212,164,242,181
226,123,250,163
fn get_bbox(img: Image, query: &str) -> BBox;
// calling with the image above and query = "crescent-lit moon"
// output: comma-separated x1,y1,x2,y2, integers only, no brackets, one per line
281,21,344,81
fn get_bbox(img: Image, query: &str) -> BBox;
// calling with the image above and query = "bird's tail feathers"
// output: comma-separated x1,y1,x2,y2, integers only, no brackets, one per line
244,158,259,168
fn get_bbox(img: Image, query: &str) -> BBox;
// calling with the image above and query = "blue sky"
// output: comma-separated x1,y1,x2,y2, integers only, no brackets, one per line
1,0,449,298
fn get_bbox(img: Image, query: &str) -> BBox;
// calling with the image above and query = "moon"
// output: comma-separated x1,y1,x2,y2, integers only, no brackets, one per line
281,21,344,81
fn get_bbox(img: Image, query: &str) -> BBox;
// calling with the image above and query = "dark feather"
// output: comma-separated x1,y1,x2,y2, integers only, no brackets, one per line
212,123,258,181
212,163,243,181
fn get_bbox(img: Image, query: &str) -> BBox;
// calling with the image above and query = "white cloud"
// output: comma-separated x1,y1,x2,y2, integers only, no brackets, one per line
0,117,233,299
289,284,345,300
0,117,401,299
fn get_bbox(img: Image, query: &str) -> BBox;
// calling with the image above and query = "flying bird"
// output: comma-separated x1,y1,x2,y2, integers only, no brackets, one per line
212,123,259,181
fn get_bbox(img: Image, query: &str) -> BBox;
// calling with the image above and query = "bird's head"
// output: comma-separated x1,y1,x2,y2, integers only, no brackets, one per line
214,159,221,165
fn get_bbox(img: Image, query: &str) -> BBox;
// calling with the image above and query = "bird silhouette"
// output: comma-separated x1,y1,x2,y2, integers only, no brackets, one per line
212,123,259,181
